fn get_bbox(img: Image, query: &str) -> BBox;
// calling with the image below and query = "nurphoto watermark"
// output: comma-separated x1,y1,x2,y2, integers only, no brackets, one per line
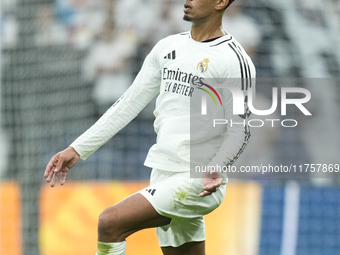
190,78,339,179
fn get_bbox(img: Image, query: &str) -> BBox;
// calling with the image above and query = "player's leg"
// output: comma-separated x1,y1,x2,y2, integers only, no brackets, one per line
138,169,226,255
96,192,171,255
161,241,206,255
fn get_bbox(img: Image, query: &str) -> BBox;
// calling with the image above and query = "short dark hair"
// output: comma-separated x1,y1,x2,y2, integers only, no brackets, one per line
225,0,235,9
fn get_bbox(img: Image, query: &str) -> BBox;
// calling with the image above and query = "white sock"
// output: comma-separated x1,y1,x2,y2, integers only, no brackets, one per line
96,240,126,255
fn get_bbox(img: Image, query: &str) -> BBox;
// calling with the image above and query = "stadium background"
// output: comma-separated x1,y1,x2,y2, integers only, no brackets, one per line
1,0,340,254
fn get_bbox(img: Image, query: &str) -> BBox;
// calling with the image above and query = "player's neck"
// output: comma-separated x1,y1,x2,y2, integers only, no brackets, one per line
190,20,225,42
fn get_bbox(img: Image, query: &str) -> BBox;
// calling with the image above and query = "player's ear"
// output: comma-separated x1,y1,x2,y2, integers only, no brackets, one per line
215,0,229,11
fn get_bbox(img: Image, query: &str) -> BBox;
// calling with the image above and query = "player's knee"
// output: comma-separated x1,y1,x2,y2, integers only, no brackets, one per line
98,207,121,240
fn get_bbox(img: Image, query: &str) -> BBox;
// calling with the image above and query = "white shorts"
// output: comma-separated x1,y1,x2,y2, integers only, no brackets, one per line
139,168,227,247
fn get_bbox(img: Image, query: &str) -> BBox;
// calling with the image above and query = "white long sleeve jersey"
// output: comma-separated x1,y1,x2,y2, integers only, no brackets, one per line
71,31,256,172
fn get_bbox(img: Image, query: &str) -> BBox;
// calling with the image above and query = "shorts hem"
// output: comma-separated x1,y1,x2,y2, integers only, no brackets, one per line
159,238,206,248
138,190,166,217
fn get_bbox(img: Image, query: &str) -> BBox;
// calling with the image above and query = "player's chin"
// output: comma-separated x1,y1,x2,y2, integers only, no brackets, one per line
183,14,192,21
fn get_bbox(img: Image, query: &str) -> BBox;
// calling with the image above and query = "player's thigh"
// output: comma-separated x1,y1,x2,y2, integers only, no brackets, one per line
161,241,205,255
98,192,171,241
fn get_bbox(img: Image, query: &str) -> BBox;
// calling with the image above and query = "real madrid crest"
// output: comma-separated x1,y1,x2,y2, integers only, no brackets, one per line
197,58,209,73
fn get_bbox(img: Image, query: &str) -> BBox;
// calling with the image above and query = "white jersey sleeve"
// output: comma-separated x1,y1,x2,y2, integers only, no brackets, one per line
210,41,256,168
70,42,162,160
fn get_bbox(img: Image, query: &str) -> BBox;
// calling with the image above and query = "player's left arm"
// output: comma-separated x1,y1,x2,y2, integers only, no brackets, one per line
200,53,256,197
217,54,255,163
212,54,256,169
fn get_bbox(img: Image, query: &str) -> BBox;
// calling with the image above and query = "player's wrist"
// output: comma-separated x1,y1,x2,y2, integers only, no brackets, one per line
67,146,80,157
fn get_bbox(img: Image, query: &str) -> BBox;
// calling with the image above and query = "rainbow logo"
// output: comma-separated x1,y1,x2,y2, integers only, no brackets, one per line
198,82,223,106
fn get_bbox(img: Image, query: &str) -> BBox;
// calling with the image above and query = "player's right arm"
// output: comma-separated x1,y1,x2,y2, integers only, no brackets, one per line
44,40,163,186
70,44,162,160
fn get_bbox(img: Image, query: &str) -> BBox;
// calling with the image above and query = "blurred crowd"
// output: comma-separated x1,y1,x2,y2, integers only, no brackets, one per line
1,0,340,77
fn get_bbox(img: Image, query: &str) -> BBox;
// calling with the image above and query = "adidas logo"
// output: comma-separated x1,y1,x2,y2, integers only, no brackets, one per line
164,50,176,60
145,189,156,196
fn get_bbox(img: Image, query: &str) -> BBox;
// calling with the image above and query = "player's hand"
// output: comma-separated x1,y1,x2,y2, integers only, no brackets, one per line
199,171,222,197
44,146,80,187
